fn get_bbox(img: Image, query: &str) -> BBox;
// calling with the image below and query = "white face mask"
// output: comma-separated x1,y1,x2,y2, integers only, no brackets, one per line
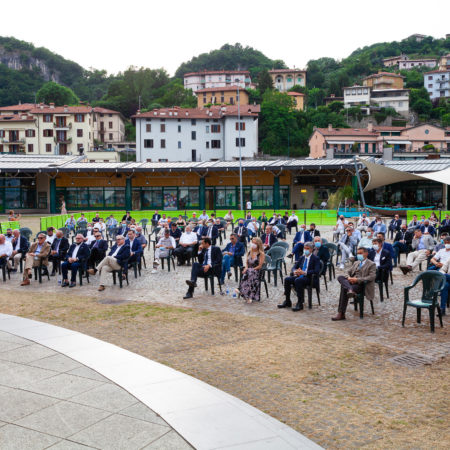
373,244,379,251
251,243,258,250
445,244,450,250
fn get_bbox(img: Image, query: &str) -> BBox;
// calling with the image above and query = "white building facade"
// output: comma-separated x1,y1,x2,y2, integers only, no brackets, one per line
184,71,252,93
343,86,371,107
398,59,436,70
134,106,259,162
424,70,450,101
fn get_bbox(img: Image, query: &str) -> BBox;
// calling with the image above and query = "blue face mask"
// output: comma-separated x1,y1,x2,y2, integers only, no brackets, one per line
314,242,321,248
441,239,444,244
357,254,364,261
304,250,310,256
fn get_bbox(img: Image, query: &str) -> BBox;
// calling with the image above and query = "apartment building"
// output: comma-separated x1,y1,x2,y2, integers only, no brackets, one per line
383,55,408,67
363,72,404,90
287,92,305,111
269,69,306,92
438,54,450,70
134,105,259,162
0,103,45,116
0,114,38,154
424,69,450,101
196,86,249,107
398,58,436,70
183,70,252,93
92,107,126,144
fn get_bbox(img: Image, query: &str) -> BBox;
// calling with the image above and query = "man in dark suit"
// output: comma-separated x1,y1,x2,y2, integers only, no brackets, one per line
388,214,402,239
49,230,70,275
122,211,132,222
183,237,222,299
126,229,143,267
291,225,312,259
204,220,219,245
369,238,392,286
61,234,90,288
170,222,182,245
440,214,450,234
233,219,247,244
152,210,161,228
194,221,208,241
392,225,413,267
260,225,277,251
309,223,321,238
88,231,108,269
88,235,131,291
376,232,394,267
419,219,436,237
278,242,320,311
220,233,245,283
8,229,29,271
312,236,330,275
117,220,129,237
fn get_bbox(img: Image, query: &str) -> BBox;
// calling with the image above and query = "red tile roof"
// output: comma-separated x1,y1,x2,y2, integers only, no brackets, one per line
92,107,120,114
424,69,450,74
184,70,250,77
316,128,379,137
0,103,43,111
196,86,248,93
269,69,306,73
364,72,404,79
29,105,92,114
0,114,35,122
287,92,305,96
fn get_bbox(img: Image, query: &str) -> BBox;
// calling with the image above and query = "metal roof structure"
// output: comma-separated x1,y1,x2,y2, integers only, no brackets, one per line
1,154,450,175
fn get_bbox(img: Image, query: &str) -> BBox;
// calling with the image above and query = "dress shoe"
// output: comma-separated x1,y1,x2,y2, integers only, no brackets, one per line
277,299,292,308
399,265,411,275
28,273,32,279
69,282,76,288
292,302,303,311
87,269,97,275
21,279,30,286
98,285,105,291
227,271,232,280
347,290,355,298
183,291,193,299
186,280,197,288
61,281,69,287
332,313,346,321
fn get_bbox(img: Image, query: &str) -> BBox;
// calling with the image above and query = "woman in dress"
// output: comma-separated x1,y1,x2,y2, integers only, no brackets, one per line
237,237,265,304
429,212,439,227
60,196,67,215
224,210,234,230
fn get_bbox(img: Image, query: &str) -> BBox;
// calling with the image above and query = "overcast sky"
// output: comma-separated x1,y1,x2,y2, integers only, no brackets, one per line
3,0,448,76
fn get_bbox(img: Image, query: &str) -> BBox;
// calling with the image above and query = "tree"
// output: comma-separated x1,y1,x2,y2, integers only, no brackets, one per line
257,69,273,94
36,81,79,105
154,79,196,108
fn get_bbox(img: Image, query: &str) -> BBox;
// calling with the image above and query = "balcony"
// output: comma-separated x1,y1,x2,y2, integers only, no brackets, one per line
1,138,25,144
54,122,72,130
54,137,72,144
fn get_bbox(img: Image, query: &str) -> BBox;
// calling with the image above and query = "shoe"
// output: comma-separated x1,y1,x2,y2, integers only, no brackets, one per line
277,299,292,308
287,253,293,259
186,280,197,288
332,313,346,321
28,273,32,279
339,264,345,270
61,281,69,287
69,282,76,288
151,269,157,274
98,285,105,291
21,279,30,286
219,279,225,285
154,260,160,266
347,291,355,298
227,271,232,280
292,302,304,311
183,291,193,299
88,269,96,275
399,265,411,275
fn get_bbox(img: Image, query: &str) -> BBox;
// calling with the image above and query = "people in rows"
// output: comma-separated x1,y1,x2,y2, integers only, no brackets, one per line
234,219,247,244
260,225,277,251
61,234,90,288
429,236,450,270
88,231,108,269
7,229,29,272
220,233,245,284
286,211,298,234
0,234,13,273
174,225,197,265
21,233,51,286
400,229,434,275
392,224,413,267
152,228,176,273
49,230,69,275
357,213,370,232
338,227,359,269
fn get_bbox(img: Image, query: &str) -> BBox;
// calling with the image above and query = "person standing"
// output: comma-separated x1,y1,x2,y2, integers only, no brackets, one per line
60,197,67,215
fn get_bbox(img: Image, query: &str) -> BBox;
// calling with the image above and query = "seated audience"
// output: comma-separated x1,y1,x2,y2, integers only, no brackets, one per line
158,214,168,226
440,214,450,234
260,225,277,251
400,229,434,274
312,236,330,275
61,234,90,288
152,228,176,273
199,210,209,221
170,222,182,245
237,237,265,304
5,228,13,243
246,218,259,242
220,233,245,284
388,214,402,237
439,259,450,315
224,210,234,230
234,219,248,243
338,227,359,269
174,226,197,265
286,211,298,234
258,212,268,232
204,219,219,244
49,230,69,275
77,214,88,226
357,213,370,232
0,234,13,273
46,227,56,245
370,216,386,234
419,219,436,237
88,235,130,291
332,247,376,321
126,229,143,267
278,242,320,311
176,215,186,229
309,223,320,238
7,229,29,272
92,212,101,223
135,226,148,251
370,238,392,285
106,215,118,234
408,215,419,231
122,211,132,222
65,215,76,233
429,236,450,270
183,237,222,299
21,233,51,286
152,210,162,227
87,231,108,269
333,215,348,240
358,227,374,249
393,224,413,267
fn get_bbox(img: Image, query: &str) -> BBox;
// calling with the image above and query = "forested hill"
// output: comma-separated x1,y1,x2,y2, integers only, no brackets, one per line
174,43,286,79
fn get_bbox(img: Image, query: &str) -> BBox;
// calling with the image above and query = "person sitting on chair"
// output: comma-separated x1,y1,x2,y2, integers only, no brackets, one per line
117,220,129,237
204,219,219,245
88,235,130,291
246,219,259,242
286,212,298,234
88,232,108,269
152,210,161,227
92,212,101,223
234,219,247,244
439,258,450,316
21,233,51,286
388,214,402,237
126,229,143,268
408,215,419,231
135,226,148,251
260,225,277,251
357,213,370,232
106,215,118,234
65,215,76,233
7,229,29,272
312,236,330,276
370,217,386,234
170,222,182,245
46,227,56,245
183,237,222,299
152,228,176,273
61,234,90,288
332,247,376,321
338,227,359,270
429,236,450,270
358,227,374,249
419,219,436,237
158,214,168,226
122,211,132,222
392,224,413,267
174,226,198,266
292,224,312,255
77,214,88,226
199,210,209,221
0,234,12,274
49,230,69,275
220,233,245,284
440,214,450,234
309,223,320,238
370,238,391,284
400,229,434,274
333,215,348,241
278,242,320,311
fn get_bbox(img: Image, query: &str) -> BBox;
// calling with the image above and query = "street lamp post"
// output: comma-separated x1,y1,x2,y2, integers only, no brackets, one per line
236,80,243,211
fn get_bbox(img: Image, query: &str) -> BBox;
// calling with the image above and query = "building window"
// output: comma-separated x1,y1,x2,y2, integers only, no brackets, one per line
203,96,207,104
160,124,166,132
211,140,221,148
43,114,52,122
236,138,246,147
211,124,221,133
108,121,113,129
43,129,53,137
178,125,181,132
428,76,432,80
206,125,210,133
287,77,292,82
0,131,4,138
221,96,225,102
77,129,83,137
27,144,33,153
75,114,84,122
25,129,35,137
144,139,154,148
230,97,234,105
109,133,113,140
178,141,181,149
191,119,196,125
235,122,245,131
146,124,151,132
206,142,210,149
428,84,433,88
158,158,168,162
45,143,52,152
191,131,196,140
161,139,166,148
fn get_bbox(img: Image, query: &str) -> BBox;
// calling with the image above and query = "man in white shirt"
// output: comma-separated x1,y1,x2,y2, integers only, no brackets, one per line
287,212,298,234
357,213,370,232
84,224,96,244
0,234,13,272
46,227,56,245
158,214,168,226
430,236,450,269
246,200,252,211
246,219,259,241
199,210,209,221
4,229,14,243
333,216,348,241
152,229,176,273
173,226,198,265
358,227,374,249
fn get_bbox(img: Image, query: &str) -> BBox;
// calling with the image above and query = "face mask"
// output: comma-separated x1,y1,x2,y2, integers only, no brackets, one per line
445,244,450,249
301,227,306,231
357,254,364,261
251,243,257,249
186,231,191,234
208,223,213,227
7,233,11,237
314,242,321,248
304,250,310,256
402,229,406,232
376,221,381,224
87,227,92,231
440,239,444,244
373,244,379,251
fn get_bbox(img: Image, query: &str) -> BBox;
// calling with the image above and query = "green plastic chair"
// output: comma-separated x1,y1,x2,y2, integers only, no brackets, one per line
402,271,446,333
265,246,286,287
323,243,337,281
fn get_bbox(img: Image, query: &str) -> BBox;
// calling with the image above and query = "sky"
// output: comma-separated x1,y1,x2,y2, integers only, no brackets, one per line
2,0,449,76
